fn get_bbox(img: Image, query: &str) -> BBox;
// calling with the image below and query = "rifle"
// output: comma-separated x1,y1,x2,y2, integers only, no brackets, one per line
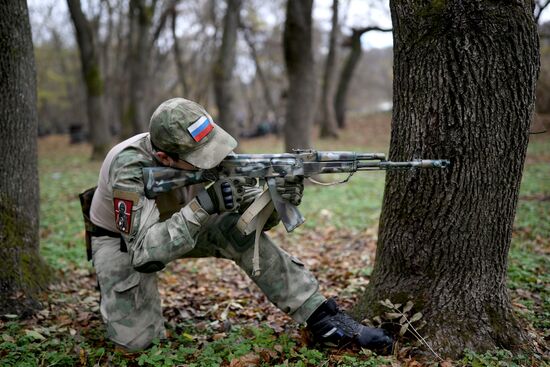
143,150,450,233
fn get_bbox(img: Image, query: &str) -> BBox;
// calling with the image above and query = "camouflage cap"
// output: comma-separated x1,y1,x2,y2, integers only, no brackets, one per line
149,98,238,169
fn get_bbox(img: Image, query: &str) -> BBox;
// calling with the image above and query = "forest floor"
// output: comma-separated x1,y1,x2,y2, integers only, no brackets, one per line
1,113,549,366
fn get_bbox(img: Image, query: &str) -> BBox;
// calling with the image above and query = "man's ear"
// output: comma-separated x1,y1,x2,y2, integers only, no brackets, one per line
155,151,171,166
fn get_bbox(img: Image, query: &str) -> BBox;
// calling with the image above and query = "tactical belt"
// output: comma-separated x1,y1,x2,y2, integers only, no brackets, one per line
80,186,128,260
93,226,121,238
92,226,127,253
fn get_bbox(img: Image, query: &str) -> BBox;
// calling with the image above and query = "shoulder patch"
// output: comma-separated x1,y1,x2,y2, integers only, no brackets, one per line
114,198,133,234
113,190,139,234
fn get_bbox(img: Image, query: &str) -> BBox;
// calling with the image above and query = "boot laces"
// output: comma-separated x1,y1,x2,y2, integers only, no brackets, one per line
328,310,363,337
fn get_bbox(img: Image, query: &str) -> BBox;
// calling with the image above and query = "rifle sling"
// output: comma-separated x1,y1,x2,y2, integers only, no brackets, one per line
237,190,275,277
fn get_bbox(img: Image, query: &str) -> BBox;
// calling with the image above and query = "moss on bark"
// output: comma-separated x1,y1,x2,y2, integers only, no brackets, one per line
0,197,51,317
85,64,104,97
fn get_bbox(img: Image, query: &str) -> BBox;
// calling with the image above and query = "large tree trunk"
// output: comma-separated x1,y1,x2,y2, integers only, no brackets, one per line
0,0,51,316
356,1,539,358
213,0,242,140
319,0,339,139
283,0,315,151
67,0,111,161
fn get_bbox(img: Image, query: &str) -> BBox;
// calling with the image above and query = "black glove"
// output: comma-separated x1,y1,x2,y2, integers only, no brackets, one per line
274,175,304,206
197,177,258,214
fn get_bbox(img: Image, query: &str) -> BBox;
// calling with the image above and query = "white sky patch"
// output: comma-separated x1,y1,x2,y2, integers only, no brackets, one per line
28,0,393,49
314,0,393,50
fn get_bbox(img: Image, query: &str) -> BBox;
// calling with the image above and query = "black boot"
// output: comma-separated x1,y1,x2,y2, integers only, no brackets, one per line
306,298,394,354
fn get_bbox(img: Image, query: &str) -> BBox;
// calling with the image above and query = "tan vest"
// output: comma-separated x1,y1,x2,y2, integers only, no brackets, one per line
90,133,149,231
90,133,201,232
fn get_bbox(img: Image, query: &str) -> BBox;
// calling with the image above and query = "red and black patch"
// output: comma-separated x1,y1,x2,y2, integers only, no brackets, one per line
114,198,133,234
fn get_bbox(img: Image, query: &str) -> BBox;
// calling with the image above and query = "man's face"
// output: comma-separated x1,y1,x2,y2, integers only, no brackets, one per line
170,159,198,171
155,151,198,171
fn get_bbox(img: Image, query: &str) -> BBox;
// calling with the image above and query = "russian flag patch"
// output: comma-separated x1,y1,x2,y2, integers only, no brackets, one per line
187,116,214,142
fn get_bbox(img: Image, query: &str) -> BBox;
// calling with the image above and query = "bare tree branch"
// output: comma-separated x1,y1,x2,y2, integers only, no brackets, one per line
535,0,550,24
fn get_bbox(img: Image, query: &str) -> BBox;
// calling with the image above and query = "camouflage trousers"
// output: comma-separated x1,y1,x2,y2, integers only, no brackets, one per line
92,213,325,351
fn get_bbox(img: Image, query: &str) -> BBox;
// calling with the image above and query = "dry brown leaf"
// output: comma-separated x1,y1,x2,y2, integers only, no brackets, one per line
228,352,260,367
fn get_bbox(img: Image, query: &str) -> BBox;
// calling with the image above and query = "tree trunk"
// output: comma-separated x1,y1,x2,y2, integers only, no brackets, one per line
356,1,539,358
213,0,242,140
283,0,315,151
319,0,339,139
124,0,155,136
67,0,111,161
242,25,277,123
171,4,189,97
0,0,51,316
334,26,391,129
334,29,363,129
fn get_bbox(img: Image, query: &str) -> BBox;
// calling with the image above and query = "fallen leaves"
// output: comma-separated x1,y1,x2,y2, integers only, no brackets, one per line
0,224,381,364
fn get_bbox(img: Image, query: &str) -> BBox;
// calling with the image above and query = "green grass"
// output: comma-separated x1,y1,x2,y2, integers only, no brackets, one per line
39,153,99,268
299,172,386,230
461,348,537,367
507,156,550,336
0,321,392,367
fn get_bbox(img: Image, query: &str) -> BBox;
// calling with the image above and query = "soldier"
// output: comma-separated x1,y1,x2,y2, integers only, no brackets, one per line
88,98,393,352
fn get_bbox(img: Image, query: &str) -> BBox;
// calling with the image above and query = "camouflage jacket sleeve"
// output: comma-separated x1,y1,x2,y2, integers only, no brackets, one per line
110,149,211,272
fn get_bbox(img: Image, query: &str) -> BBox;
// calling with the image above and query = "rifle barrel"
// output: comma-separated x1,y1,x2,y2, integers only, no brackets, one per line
357,159,450,170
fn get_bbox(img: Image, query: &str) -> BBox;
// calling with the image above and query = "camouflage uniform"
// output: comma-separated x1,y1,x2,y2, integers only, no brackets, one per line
89,98,325,351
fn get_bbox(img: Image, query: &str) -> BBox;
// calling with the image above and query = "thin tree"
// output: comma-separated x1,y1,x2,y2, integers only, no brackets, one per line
171,2,189,97
67,0,111,160
0,0,51,316
124,0,173,135
213,0,243,139
124,0,155,135
241,23,278,123
319,0,340,139
535,0,550,24
334,26,391,129
283,0,315,151
356,0,539,358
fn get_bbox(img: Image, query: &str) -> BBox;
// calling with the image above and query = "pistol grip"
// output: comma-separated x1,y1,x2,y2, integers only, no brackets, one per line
266,177,305,232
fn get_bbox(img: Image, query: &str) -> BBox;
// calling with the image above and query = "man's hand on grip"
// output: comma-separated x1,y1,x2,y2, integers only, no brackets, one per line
197,177,259,214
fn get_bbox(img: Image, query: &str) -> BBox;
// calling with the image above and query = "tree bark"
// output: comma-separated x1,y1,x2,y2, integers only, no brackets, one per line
319,0,339,139
213,0,242,140
356,0,539,358
283,0,315,151
67,0,111,160
0,0,51,316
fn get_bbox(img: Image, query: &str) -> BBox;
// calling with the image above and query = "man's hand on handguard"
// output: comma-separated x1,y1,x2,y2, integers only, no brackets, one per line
274,175,305,206
196,175,304,216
